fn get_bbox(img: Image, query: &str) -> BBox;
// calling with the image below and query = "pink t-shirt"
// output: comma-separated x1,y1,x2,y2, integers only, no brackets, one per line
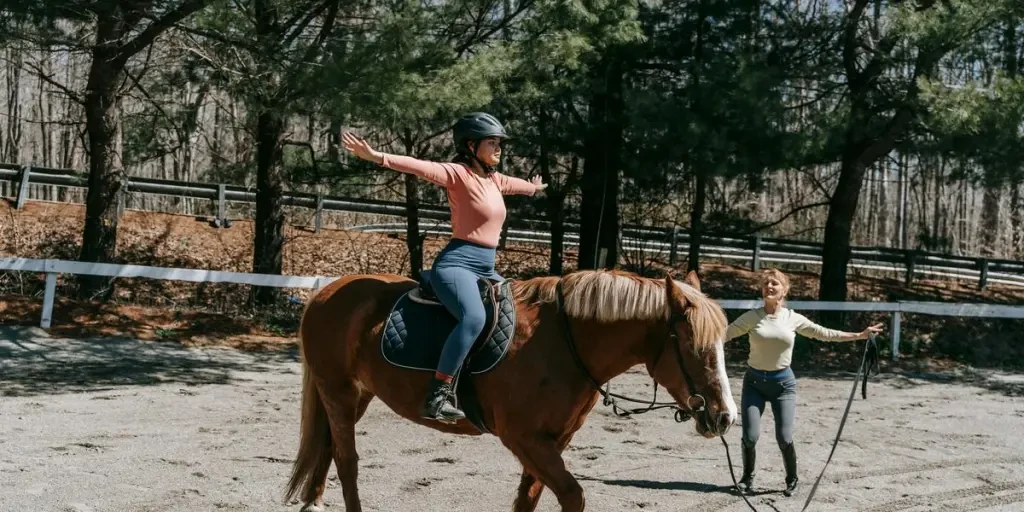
381,154,537,248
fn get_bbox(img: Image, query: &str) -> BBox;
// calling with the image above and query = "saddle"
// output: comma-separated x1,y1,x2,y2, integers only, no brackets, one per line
380,270,517,433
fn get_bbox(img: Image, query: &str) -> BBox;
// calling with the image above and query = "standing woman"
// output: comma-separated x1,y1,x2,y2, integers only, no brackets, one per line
342,112,546,424
726,268,883,496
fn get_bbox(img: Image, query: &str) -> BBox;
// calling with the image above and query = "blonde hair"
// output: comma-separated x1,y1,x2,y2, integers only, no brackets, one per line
513,270,727,353
759,268,790,298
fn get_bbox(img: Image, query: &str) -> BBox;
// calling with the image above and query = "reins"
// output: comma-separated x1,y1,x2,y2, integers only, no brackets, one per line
554,279,701,424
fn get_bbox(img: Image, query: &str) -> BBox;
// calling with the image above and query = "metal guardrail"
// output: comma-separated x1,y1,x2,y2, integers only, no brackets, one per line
3,162,1024,289
355,222,1024,288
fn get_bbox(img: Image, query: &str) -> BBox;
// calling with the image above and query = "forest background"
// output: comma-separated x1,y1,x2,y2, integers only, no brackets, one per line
0,0,1022,344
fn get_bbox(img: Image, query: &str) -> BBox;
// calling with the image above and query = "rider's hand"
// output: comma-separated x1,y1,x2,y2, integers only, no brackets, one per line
342,132,384,164
530,175,548,192
860,323,884,339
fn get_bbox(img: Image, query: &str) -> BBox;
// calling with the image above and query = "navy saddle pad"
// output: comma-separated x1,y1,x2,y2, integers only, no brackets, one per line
381,274,516,375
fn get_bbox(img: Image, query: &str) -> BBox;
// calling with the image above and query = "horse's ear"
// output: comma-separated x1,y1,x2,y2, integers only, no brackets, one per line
684,270,701,292
665,273,687,311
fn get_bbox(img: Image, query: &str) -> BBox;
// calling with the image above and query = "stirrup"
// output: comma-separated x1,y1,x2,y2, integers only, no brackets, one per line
422,378,465,424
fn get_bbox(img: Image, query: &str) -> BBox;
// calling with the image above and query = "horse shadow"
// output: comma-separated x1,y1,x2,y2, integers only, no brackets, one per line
0,325,298,397
578,474,780,497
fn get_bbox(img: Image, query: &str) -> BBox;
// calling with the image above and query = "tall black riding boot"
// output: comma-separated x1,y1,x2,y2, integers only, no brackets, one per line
420,377,465,424
781,442,799,497
737,440,756,494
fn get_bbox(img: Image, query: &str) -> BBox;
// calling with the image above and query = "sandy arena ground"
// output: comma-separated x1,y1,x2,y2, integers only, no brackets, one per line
2,325,1024,512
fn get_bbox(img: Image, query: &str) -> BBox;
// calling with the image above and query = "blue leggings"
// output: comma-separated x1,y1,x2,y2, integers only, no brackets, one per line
741,367,797,449
430,239,502,377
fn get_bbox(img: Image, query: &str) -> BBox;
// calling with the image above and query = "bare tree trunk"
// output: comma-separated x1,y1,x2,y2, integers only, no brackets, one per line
78,1,211,299
896,154,906,248
538,107,569,275
878,159,889,246
820,147,867,303
866,164,878,245
78,26,126,299
1011,182,1022,257
687,169,708,273
403,134,423,277
4,47,23,163
980,185,1000,257
686,0,710,273
916,155,929,247
932,158,942,250
579,55,623,270
251,0,289,305
327,118,343,163
252,109,286,305
38,53,52,168
820,0,945,302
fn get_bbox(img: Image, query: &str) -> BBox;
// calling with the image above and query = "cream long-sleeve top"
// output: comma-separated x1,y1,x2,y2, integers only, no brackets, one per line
725,307,850,371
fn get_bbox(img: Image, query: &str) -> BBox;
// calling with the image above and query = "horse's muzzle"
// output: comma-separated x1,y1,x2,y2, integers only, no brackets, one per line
715,411,734,436
697,410,734,438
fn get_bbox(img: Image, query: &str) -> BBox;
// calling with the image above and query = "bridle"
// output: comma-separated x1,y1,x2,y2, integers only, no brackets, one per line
554,280,711,430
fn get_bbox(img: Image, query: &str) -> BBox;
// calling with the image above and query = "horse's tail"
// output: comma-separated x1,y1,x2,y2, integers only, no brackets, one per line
284,297,334,504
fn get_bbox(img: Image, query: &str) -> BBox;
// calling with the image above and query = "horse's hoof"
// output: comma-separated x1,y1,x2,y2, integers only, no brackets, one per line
300,503,324,512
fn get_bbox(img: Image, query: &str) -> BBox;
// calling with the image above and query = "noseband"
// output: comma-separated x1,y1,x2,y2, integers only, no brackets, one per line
554,280,711,429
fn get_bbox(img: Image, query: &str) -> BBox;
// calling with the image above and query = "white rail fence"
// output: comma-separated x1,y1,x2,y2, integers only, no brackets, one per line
4,257,1024,362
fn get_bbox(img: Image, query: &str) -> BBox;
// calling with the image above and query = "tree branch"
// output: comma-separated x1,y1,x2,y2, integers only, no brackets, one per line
281,0,342,104
21,60,84,105
282,139,320,176
743,201,831,234
123,67,183,139
843,0,871,84
280,0,332,48
173,23,263,53
454,0,535,57
115,0,211,65
860,29,957,165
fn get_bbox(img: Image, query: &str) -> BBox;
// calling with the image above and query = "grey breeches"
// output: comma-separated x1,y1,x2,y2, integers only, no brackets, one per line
740,368,797,449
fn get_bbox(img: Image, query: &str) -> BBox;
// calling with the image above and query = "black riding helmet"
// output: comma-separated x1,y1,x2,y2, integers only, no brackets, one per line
453,112,508,171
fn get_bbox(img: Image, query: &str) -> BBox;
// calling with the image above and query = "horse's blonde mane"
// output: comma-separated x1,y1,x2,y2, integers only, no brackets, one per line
513,270,727,352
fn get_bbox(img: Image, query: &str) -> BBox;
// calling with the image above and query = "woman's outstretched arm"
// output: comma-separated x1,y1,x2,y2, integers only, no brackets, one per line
792,312,884,342
343,132,457,188
494,172,545,196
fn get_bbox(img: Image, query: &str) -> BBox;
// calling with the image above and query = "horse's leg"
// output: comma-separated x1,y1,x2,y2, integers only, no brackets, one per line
506,436,584,512
511,470,545,512
318,381,374,512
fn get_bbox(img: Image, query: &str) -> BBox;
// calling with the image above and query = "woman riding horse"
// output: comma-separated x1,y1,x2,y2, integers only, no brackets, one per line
726,268,883,497
342,113,546,424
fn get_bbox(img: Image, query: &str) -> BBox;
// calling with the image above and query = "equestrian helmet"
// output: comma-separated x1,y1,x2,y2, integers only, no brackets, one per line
453,112,508,153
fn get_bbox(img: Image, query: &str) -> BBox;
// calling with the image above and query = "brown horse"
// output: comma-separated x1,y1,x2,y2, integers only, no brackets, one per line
284,269,737,511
